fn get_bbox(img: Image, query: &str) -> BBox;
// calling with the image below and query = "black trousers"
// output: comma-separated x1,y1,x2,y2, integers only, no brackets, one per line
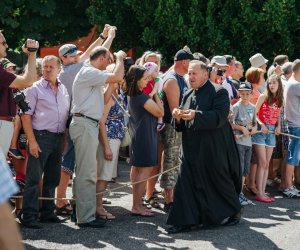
22,130,64,222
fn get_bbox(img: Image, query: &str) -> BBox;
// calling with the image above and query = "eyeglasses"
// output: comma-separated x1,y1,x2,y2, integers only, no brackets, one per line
63,47,77,56
0,41,7,46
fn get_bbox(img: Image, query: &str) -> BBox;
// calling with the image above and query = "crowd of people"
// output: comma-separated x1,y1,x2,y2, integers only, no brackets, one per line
1,23,300,247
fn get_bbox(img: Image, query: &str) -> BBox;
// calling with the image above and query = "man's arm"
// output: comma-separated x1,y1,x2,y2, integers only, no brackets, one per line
105,51,126,84
79,24,115,62
21,114,41,158
163,78,180,114
101,26,116,50
9,39,39,89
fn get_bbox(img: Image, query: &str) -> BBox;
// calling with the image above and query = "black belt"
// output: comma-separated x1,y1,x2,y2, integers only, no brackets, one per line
74,113,99,123
33,129,64,136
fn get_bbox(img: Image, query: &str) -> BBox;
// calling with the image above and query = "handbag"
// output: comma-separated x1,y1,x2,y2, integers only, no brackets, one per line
112,95,131,147
120,126,131,147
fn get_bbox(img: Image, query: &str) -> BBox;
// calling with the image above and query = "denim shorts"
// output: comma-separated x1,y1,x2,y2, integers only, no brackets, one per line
61,131,76,175
287,127,300,166
252,124,276,148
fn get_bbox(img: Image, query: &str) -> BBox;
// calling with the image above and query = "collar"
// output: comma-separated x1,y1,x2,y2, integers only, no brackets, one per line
41,78,61,89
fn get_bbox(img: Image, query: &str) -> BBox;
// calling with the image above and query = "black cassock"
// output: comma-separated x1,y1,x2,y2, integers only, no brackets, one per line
167,80,242,227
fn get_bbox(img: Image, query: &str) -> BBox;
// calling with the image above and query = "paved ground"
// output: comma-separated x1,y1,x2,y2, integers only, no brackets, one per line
20,160,300,250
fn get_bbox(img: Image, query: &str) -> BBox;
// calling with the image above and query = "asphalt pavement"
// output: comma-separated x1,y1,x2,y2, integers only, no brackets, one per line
20,160,300,250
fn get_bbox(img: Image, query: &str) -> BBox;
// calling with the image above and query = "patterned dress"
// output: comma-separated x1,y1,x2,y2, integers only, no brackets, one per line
106,95,126,140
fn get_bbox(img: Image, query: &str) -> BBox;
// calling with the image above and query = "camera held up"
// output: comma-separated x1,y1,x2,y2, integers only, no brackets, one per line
13,90,31,113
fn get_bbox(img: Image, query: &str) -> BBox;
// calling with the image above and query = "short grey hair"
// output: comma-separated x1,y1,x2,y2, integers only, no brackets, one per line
281,62,293,75
42,55,61,69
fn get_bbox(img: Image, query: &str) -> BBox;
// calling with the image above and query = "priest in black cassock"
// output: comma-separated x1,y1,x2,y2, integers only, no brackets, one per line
166,60,242,234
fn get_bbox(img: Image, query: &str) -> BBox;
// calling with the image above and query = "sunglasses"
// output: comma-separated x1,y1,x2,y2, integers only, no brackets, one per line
63,47,77,56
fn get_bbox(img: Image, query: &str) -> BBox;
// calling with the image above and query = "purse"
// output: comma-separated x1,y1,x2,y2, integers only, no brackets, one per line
112,95,131,147
120,126,131,147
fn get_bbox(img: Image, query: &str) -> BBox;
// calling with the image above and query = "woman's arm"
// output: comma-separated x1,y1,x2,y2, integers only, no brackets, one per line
99,98,114,161
275,107,282,135
255,94,268,134
143,93,164,118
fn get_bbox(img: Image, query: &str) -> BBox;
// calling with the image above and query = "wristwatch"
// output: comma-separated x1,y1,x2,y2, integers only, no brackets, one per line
99,33,106,40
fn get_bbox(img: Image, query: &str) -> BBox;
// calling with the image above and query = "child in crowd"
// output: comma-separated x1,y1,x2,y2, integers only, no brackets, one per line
231,82,257,205
143,62,165,131
252,74,283,203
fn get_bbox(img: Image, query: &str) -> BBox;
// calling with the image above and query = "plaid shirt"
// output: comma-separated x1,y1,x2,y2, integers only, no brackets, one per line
0,149,18,204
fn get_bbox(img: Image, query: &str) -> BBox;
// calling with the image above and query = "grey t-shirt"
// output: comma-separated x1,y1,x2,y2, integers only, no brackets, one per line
284,76,300,127
232,102,256,147
58,62,84,101
71,63,109,120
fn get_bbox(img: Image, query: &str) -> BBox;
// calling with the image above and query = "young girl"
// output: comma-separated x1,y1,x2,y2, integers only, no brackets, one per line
245,67,265,195
252,74,283,202
143,62,165,131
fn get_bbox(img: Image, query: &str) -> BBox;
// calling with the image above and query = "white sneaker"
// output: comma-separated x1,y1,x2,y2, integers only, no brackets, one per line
283,186,300,198
239,193,249,206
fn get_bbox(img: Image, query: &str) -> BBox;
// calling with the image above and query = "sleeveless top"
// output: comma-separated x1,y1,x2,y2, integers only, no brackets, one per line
258,98,280,125
106,95,126,139
162,72,188,123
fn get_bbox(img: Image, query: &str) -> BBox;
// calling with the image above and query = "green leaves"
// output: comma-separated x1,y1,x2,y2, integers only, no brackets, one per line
0,0,91,50
1,0,299,67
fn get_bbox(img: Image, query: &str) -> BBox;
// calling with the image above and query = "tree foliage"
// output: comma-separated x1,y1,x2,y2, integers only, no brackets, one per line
1,0,299,68
0,0,92,49
88,0,300,67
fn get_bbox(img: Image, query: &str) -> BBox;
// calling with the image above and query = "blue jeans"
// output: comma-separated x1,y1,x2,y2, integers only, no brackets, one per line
22,130,64,222
287,127,300,166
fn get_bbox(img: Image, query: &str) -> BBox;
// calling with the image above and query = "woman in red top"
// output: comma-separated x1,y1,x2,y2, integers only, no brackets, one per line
252,74,283,202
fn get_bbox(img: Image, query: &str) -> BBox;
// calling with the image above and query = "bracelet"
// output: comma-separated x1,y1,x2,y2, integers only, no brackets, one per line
99,33,106,40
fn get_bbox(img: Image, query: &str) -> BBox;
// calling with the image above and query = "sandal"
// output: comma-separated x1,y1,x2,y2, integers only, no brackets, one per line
142,197,152,209
55,204,73,216
246,186,258,196
96,211,116,220
145,196,161,209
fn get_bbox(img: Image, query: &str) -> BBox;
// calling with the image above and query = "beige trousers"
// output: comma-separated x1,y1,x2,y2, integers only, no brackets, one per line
69,116,99,224
0,120,14,156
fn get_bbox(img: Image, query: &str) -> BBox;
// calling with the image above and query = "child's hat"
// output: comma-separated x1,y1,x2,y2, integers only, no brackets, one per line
143,62,158,74
238,82,252,91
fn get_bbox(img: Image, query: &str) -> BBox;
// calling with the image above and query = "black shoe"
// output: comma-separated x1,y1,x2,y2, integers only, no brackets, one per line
70,204,77,222
222,212,241,226
78,218,107,228
20,220,42,229
40,215,64,223
166,225,191,234
163,202,173,213
18,212,42,229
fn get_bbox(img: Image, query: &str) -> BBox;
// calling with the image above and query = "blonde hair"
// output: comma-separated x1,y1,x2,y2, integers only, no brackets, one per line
139,51,162,71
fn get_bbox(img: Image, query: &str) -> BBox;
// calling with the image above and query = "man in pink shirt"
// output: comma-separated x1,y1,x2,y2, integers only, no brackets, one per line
19,55,69,229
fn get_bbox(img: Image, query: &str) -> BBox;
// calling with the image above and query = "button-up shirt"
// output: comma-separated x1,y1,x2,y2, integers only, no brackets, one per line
24,78,70,133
